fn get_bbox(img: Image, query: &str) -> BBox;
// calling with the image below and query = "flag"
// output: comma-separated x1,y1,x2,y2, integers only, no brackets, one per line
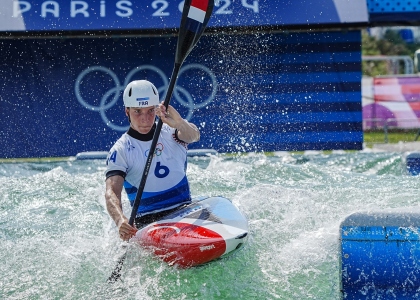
185,0,209,33
188,0,208,23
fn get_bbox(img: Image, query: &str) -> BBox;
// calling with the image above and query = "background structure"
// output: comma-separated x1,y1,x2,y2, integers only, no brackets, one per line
0,0,418,158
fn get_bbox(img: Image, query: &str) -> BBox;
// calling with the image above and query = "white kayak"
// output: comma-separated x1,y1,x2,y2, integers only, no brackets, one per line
133,196,249,268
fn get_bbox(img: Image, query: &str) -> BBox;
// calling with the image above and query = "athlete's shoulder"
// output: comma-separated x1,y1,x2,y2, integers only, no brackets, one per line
111,132,136,151
107,133,135,162
106,133,135,171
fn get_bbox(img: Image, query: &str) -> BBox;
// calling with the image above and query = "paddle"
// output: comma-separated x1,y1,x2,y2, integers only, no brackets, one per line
107,0,214,283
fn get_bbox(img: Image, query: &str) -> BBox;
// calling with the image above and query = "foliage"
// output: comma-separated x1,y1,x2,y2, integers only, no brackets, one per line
362,29,420,76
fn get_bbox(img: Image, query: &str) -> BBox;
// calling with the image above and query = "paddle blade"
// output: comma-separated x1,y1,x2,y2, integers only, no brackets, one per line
176,0,214,64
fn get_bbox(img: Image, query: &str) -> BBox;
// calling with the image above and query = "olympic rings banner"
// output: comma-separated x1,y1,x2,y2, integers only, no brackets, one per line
0,0,369,32
0,31,362,158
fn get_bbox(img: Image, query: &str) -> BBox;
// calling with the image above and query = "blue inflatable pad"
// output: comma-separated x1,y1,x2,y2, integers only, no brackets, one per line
340,210,420,299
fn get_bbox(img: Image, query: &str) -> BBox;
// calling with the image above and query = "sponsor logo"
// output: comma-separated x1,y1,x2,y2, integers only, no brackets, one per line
199,244,215,252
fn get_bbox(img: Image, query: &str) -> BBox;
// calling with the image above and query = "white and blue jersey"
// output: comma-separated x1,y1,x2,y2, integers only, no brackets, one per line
105,123,191,217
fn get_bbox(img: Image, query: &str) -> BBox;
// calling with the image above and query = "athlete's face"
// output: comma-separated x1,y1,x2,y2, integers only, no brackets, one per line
126,106,156,134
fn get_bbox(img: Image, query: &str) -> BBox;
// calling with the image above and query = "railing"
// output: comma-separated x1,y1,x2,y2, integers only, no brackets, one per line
363,118,420,143
362,55,415,74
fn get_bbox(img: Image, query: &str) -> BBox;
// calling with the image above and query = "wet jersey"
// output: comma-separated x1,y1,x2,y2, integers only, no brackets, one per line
105,124,191,217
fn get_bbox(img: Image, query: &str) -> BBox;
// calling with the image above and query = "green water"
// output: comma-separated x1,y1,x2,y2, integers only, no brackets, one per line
1,151,419,299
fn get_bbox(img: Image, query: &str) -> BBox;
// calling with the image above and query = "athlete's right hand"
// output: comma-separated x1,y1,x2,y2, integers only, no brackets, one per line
118,219,138,241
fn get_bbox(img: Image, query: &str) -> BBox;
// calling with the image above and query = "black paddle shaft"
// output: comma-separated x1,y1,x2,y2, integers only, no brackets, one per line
108,0,214,283
128,0,214,226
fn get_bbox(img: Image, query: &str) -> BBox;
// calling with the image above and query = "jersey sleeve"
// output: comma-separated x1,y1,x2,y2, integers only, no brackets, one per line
162,123,189,148
105,139,129,179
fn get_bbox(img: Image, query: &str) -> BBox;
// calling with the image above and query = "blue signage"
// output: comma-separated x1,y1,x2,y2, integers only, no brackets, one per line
367,0,420,24
0,30,362,158
0,0,369,32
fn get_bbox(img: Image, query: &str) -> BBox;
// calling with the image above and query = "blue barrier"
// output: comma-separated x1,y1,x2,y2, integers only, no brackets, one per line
404,152,420,176
340,210,420,299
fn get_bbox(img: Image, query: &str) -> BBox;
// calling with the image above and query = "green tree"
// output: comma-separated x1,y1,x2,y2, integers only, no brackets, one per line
362,29,420,76
362,30,388,76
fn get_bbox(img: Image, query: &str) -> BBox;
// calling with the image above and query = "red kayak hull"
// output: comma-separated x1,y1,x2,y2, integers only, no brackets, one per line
134,196,249,268
137,222,227,268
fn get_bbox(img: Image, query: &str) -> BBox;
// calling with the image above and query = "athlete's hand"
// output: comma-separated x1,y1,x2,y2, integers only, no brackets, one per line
118,219,137,241
156,101,199,143
156,102,183,127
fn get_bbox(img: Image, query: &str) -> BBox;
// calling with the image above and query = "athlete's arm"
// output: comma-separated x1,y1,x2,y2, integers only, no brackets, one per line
105,175,137,240
156,103,200,143
175,118,200,143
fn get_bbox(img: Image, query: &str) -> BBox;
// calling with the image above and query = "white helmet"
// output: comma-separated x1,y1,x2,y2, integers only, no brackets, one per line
123,80,159,108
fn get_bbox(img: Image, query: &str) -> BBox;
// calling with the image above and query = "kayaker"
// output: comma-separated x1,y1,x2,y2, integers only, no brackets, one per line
105,80,200,241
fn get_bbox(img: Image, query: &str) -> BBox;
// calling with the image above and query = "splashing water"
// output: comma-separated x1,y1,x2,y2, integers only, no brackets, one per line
1,150,418,299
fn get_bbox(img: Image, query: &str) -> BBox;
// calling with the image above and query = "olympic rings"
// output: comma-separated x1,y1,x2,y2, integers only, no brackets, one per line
174,64,217,110
75,66,121,112
74,64,217,132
